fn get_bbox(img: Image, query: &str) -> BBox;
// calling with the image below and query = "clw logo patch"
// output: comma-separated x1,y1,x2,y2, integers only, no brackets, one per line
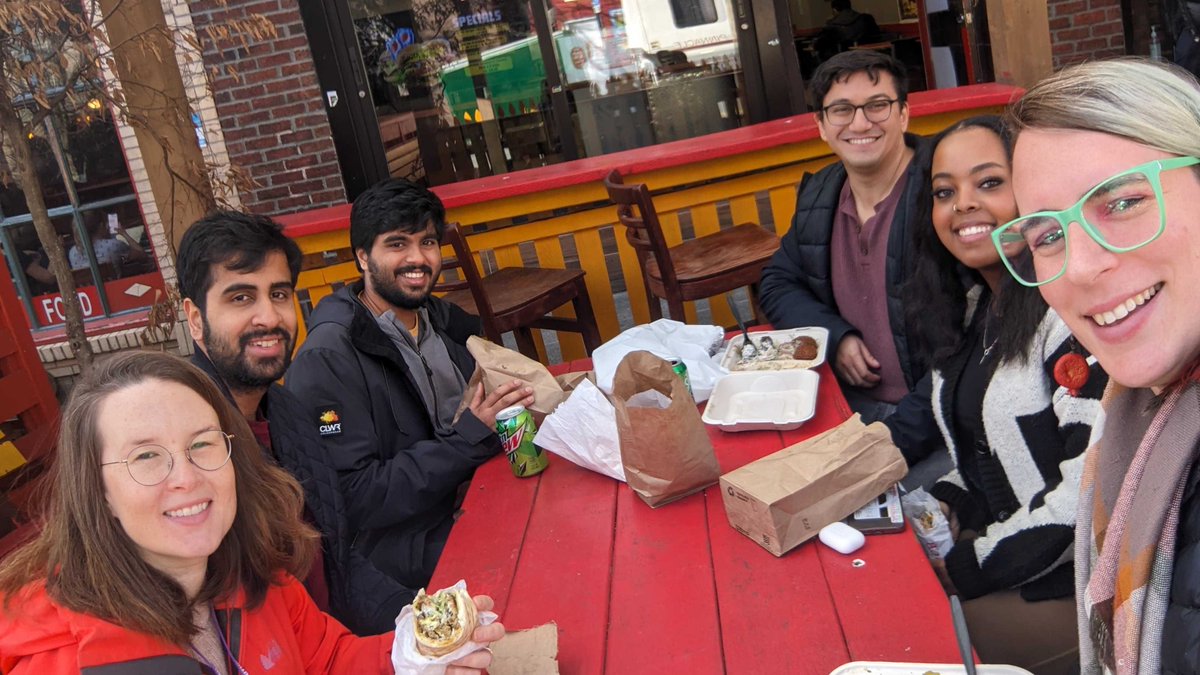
316,408,343,436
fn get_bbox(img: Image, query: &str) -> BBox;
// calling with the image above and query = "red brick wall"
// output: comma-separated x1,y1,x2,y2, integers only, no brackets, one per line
1047,0,1127,68
189,0,345,215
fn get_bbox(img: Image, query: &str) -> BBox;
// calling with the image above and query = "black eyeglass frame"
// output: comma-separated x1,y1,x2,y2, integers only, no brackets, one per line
819,98,901,126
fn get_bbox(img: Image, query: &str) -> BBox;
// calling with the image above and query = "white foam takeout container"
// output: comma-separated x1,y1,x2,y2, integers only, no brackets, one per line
702,369,819,432
829,663,1034,675
719,327,830,372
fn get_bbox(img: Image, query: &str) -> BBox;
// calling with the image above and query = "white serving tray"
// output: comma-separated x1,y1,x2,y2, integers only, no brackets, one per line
701,369,819,432
829,663,1034,675
719,326,830,372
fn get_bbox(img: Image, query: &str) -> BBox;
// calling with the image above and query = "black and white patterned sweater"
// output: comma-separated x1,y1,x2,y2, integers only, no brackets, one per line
929,307,1107,601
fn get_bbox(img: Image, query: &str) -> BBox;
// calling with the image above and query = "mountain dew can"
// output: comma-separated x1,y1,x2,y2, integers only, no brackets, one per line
496,405,547,478
667,357,693,397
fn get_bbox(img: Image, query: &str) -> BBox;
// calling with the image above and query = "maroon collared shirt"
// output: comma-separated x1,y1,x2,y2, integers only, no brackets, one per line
829,172,910,403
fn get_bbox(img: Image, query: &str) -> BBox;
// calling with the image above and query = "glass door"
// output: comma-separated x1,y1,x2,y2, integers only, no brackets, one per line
303,0,805,191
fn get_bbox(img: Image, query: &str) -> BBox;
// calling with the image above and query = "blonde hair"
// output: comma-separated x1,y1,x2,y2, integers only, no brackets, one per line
1006,58,1200,159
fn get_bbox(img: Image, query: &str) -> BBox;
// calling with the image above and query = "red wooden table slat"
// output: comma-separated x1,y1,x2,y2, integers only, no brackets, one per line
817,536,963,663
500,459,617,675
702,423,782,474
605,489,725,675
708,507,853,675
436,348,963,673
705,425,851,675
428,457,538,612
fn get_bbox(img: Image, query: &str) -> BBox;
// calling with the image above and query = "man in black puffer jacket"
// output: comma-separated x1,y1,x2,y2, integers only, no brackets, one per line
285,179,534,594
177,211,409,635
760,50,929,425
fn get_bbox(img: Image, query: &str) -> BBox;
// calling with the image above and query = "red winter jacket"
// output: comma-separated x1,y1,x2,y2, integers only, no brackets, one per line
0,574,393,674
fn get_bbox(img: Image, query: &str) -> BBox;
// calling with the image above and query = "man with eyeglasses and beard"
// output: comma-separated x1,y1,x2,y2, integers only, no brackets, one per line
285,178,534,596
176,211,414,635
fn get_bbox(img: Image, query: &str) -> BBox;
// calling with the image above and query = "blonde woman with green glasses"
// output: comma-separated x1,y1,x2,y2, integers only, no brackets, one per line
997,58,1200,674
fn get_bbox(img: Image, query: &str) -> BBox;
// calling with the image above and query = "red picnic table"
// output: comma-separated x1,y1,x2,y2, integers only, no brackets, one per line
430,359,964,674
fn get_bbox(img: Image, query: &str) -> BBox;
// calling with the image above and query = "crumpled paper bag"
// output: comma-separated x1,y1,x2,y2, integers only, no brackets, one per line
719,415,909,555
488,623,560,674
592,319,725,403
534,379,625,482
460,337,578,425
391,580,499,675
611,350,720,507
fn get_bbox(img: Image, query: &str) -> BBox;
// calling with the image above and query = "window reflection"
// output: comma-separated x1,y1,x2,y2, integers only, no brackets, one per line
68,206,150,280
1,103,159,328
3,224,57,297
347,0,746,187
669,0,718,28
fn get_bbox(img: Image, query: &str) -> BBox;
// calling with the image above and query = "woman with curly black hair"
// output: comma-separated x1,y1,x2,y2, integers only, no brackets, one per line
890,115,1106,674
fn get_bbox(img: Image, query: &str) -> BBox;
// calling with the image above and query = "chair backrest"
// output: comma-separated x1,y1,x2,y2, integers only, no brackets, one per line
601,169,679,289
436,223,500,331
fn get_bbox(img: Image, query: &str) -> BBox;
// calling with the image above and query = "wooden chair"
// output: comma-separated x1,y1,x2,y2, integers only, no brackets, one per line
602,169,780,322
437,223,602,360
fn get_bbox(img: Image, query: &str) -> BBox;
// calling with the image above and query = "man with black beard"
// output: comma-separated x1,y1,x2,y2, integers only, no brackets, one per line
176,211,414,634
286,179,533,593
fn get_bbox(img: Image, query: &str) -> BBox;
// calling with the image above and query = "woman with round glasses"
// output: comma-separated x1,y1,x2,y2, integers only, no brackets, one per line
997,58,1200,674
891,115,1105,674
0,352,501,674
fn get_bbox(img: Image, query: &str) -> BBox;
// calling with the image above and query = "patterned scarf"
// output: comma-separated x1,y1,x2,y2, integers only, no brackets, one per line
1076,379,1200,674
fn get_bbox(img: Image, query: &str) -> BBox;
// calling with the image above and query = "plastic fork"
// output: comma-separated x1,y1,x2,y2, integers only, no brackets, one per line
725,295,758,360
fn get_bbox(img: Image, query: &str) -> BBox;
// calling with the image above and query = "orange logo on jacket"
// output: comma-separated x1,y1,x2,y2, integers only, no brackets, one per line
316,408,342,436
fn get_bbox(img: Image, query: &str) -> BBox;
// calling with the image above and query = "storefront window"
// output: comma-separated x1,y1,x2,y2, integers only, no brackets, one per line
0,106,164,330
345,0,746,186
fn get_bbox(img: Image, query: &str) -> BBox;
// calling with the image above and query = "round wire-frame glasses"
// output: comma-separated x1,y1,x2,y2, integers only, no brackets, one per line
990,156,1200,287
100,430,234,486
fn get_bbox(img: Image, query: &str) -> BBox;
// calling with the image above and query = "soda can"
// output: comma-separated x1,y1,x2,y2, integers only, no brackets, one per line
496,405,548,478
667,357,693,397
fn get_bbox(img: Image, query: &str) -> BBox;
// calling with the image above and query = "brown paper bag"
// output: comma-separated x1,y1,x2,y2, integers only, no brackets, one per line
461,336,572,425
488,623,560,675
719,414,908,556
610,350,720,507
553,370,595,394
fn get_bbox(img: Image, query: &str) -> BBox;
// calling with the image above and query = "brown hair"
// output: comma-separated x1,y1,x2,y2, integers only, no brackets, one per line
0,351,318,645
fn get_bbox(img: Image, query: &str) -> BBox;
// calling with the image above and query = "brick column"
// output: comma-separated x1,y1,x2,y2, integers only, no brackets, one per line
188,0,346,215
1048,0,1127,67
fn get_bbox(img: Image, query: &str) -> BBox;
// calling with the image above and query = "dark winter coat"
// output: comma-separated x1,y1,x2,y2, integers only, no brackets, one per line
192,349,411,635
1162,451,1200,674
285,281,500,591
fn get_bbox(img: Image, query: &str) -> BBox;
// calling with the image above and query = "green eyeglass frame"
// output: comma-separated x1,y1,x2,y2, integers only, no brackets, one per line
991,156,1200,287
